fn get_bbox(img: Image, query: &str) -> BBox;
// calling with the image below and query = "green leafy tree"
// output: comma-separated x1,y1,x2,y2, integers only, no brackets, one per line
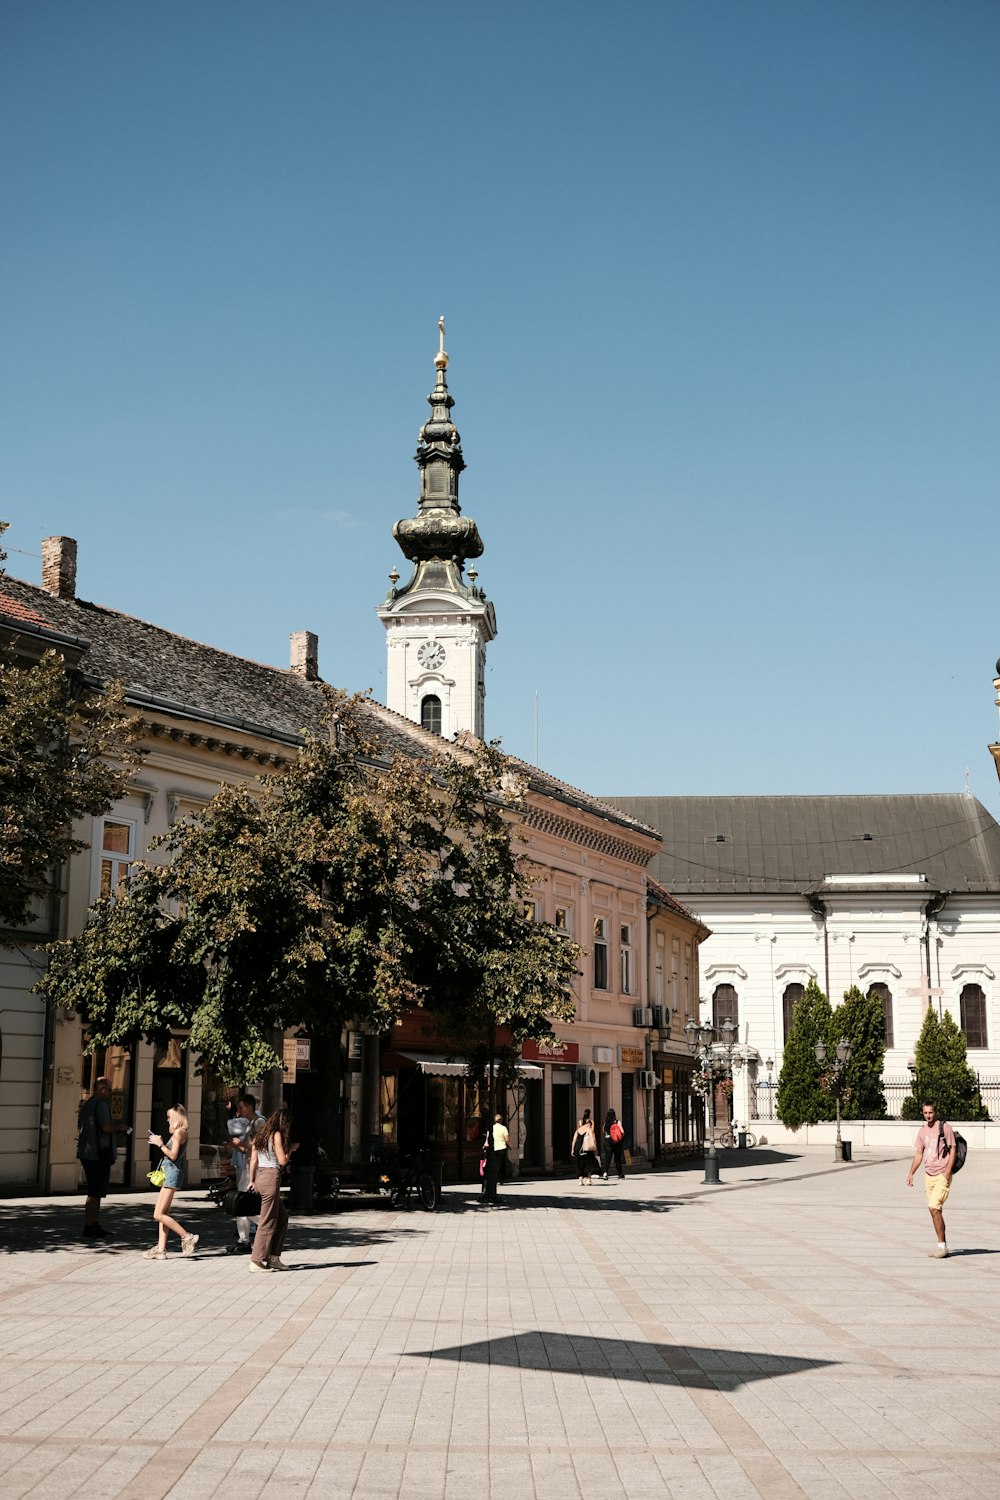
1,523,143,930
830,985,887,1119
776,978,834,1128
900,1006,989,1121
40,695,582,1146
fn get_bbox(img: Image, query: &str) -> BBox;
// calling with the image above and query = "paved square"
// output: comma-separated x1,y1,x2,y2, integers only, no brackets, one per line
1,1146,998,1498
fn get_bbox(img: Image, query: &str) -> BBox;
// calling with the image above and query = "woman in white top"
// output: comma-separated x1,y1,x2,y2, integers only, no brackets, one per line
247,1106,293,1273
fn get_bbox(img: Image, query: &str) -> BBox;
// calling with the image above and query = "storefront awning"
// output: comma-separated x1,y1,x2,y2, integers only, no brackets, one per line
398,1052,543,1080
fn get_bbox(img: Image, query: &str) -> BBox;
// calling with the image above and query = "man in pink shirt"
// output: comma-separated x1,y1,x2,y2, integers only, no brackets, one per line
906,1100,957,1259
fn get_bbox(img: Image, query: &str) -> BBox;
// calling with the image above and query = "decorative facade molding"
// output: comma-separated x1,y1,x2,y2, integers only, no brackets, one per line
520,804,651,867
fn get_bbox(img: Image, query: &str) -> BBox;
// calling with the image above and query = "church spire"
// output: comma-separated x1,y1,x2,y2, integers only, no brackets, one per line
390,317,485,598
377,322,497,741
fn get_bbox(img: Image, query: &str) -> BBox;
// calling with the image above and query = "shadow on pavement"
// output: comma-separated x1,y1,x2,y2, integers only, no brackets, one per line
0,1198,426,1255
410,1331,837,1390
441,1190,690,1213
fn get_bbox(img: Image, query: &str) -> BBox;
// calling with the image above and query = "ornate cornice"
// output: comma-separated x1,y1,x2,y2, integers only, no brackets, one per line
520,804,651,867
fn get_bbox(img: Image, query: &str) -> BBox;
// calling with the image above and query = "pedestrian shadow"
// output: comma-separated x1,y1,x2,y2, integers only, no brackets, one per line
0,1199,427,1255
409,1331,837,1390
944,1248,1000,1257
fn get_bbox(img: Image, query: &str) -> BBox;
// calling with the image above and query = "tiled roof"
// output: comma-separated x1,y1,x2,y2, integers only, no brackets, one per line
608,794,1000,896
646,875,706,929
0,572,652,838
0,589,55,628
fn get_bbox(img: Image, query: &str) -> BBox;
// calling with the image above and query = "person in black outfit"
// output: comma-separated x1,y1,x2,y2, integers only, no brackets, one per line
602,1108,626,1180
481,1126,500,1207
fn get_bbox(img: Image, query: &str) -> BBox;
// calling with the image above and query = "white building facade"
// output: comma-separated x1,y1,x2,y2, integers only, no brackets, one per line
610,794,1000,1127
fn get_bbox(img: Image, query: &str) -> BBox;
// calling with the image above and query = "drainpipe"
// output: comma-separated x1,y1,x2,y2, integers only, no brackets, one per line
924,891,948,1016
806,892,829,997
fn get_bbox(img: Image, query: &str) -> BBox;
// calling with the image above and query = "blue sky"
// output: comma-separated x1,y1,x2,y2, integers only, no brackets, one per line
2,2,998,808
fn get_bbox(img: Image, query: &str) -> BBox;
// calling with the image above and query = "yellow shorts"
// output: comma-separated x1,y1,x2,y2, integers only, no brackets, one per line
924,1174,951,1210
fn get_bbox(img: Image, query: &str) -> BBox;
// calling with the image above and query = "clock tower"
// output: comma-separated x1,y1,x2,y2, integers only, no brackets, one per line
377,321,497,739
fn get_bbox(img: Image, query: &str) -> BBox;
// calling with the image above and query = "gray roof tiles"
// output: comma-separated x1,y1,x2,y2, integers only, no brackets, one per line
607,794,1000,895
0,573,653,840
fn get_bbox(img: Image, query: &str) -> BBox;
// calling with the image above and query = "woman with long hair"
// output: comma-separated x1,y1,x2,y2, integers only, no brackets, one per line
247,1105,293,1272
143,1103,199,1259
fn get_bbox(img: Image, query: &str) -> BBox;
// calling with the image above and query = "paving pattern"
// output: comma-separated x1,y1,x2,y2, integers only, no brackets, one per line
1,1145,998,1499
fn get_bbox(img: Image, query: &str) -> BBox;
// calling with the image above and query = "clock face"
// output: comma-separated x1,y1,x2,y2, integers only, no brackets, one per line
418,640,446,670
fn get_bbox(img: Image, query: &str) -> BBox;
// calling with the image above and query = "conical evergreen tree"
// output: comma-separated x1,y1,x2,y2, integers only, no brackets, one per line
777,978,834,1128
831,985,887,1119
900,1005,989,1121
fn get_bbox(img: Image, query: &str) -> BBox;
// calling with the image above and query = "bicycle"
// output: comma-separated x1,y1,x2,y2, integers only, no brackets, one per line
380,1148,440,1211
712,1125,757,1149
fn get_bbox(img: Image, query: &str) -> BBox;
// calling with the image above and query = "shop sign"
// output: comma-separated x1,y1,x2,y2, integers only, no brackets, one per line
521,1038,579,1064
592,1046,614,1065
283,1038,298,1079
618,1045,645,1069
295,1038,311,1071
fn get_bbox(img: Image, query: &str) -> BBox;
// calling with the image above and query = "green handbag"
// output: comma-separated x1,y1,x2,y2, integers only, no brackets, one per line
147,1163,166,1188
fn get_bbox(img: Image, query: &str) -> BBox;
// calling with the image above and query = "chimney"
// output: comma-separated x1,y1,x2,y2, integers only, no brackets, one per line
41,536,78,599
290,630,319,681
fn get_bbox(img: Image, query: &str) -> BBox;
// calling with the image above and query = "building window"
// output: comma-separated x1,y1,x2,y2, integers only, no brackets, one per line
782,983,805,1044
523,900,538,921
620,924,632,995
593,917,609,991
97,818,135,901
712,983,739,1034
960,984,988,1049
420,695,442,735
555,905,570,935
654,935,665,1006
867,982,894,1049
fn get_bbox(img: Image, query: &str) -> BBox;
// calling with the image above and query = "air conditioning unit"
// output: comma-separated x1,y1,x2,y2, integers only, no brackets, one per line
651,1006,666,1029
576,1066,599,1088
637,1069,658,1090
632,1006,653,1028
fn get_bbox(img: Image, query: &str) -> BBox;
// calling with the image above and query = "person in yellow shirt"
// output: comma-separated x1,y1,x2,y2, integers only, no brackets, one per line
492,1114,511,1182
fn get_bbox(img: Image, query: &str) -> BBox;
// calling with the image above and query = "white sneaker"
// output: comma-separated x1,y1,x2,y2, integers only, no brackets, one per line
248,1259,273,1273
181,1233,199,1258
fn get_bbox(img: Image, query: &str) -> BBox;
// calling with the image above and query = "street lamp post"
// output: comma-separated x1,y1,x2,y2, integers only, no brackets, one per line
685,1015,739,1184
815,1035,853,1162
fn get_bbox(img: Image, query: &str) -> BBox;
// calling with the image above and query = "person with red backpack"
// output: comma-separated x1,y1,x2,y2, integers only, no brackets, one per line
906,1099,963,1259
602,1108,626,1181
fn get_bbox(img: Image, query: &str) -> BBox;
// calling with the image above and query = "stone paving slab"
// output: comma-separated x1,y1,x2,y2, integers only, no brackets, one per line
1,1145,998,1498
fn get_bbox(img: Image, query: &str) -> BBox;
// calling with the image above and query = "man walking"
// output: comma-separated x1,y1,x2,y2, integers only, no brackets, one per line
77,1076,129,1240
906,1099,957,1259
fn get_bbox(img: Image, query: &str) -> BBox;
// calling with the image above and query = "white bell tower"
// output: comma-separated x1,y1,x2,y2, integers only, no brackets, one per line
377,321,496,739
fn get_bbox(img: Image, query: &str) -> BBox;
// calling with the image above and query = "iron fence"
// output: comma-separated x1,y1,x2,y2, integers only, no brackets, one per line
752,1075,1000,1123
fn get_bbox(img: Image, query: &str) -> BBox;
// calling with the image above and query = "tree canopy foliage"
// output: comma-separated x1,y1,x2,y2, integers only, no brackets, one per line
778,979,891,1127
830,985,887,1120
0,528,143,930
776,978,833,1129
40,695,581,1096
900,1005,988,1122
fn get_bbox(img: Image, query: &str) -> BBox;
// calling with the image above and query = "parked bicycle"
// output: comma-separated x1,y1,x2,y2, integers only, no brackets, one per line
379,1147,440,1211
711,1125,757,1149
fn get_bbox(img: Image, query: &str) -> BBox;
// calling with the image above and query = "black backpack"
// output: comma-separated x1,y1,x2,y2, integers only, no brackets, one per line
939,1122,968,1174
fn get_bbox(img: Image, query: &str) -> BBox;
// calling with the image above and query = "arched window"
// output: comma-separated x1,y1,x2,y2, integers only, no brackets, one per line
782,983,804,1043
420,695,442,736
960,984,988,1049
867,982,894,1049
712,983,739,1035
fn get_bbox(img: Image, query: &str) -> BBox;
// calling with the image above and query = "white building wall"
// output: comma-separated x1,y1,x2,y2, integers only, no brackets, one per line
689,892,1000,1090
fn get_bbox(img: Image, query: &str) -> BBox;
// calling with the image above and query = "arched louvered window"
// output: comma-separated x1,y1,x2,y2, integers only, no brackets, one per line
782,983,805,1043
960,984,988,1050
420,695,442,736
867,982,894,1049
712,983,739,1035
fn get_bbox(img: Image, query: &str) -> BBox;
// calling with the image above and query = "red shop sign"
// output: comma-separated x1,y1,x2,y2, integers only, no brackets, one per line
521,1039,580,1064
